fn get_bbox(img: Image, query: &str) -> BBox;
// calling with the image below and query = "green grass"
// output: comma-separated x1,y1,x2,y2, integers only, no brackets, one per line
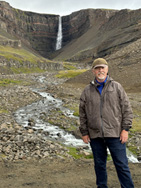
67,147,112,161
0,45,52,64
0,108,9,114
63,62,77,70
127,146,138,155
0,79,22,86
131,109,141,132
63,103,79,117
73,109,79,116
56,69,87,78
11,67,45,74
70,106,79,117
67,147,93,159
132,118,141,132
0,45,58,74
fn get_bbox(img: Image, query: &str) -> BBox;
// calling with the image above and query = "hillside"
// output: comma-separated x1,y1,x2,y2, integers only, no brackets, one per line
0,39,63,74
54,9,141,62
54,8,141,90
0,1,59,58
0,2,63,74
0,1,140,89
65,38,141,92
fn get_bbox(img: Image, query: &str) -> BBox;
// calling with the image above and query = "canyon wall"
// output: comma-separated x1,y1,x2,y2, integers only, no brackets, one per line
0,1,141,63
55,8,141,62
62,9,117,47
0,2,118,59
0,1,59,58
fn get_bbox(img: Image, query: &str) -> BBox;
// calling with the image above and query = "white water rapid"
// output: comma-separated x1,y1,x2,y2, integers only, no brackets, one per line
14,76,139,163
56,16,62,50
14,87,88,149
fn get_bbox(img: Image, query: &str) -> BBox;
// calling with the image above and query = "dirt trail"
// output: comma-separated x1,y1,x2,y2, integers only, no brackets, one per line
0,158,140,188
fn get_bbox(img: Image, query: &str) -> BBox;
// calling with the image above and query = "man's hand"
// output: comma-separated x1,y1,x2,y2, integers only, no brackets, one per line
120,130,128,144
82,135,90,144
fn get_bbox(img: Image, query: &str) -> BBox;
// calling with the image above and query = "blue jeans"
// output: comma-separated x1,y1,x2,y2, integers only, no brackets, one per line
90,138,134,188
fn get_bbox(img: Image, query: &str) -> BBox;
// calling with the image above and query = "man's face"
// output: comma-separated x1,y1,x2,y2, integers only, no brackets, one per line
92,66,108,82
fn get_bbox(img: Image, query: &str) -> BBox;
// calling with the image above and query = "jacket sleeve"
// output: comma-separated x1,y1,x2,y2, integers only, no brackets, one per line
79,89,89,136
118,84,133,130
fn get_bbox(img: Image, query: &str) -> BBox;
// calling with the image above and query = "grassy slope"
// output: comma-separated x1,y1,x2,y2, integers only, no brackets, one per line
0,27,56,74
0,45,52,63
0,44,55,74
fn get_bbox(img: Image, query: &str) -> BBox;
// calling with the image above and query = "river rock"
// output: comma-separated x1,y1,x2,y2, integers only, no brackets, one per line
0,122,71,161
137,155,141,161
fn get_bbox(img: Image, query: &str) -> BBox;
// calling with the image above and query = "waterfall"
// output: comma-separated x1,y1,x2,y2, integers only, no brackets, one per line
56,16,62,50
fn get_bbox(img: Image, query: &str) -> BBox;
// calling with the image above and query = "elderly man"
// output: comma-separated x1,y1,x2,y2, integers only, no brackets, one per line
79,58,134,188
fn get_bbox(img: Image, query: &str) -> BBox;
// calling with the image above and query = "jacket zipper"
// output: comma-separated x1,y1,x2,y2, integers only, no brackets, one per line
100,81,111,137
92,78,111,138
100,95,104,137
95,87,104,137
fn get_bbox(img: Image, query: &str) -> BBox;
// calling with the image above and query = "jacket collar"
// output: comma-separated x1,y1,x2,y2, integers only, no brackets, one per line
90,75,113,86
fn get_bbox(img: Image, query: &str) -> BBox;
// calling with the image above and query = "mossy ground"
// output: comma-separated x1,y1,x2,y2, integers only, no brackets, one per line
63,62,77,70
132,109,141,132
55,69,88,78
0,45,54,74
0,79,22,86
67,147,93,159
11,67,45,74
0,107,9,114
0,45,51,63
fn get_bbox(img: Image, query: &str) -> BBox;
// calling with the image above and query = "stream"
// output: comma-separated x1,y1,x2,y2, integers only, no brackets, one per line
14,88,85,148
14,76,138,163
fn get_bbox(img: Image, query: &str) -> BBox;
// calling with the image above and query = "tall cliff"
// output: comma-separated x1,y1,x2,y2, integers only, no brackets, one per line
54,8,141,62
0,1,59,58
62,9,117,47
0,1,141,64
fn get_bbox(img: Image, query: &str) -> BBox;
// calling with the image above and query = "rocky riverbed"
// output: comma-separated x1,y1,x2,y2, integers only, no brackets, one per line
0,71,140,188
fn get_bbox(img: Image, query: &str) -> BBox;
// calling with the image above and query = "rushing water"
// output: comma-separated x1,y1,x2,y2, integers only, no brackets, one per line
14,76,139,163
14,88,88,148
56,16,62,50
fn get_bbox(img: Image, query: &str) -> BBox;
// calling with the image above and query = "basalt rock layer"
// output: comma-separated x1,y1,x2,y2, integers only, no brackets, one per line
0,2,141,68
62,9,117,47
0,1,59,58
55,8,141,63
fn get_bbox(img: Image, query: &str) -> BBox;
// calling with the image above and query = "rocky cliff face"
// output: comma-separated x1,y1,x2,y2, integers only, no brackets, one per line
62,9,117,47
0,1,141,64
0,1,59,58
55,8,141,63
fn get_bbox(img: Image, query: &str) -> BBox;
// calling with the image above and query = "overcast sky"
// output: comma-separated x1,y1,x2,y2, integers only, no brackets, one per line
2,0,141,15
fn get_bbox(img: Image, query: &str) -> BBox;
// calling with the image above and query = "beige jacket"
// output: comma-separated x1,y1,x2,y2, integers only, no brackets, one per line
79,76,133,138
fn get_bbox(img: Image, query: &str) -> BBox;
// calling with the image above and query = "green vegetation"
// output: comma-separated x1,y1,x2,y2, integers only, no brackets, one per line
67,147,112,160
63,62,77,70
131,109,141,132
0,153,7,159
0,79,22,86
69,106,79,117
11,67,45,74
0,108,9,114
63,102,79,117
67,124,77,132
127,109,141,156
107,154,112,161
67,147,93,159
0,45,55,74
131,118,141,132
127,146,137,156
73,108,79,116
0,45,52,64
56,69,87,78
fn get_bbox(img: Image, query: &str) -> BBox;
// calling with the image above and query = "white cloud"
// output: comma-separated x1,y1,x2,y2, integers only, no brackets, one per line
3,0,141,15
